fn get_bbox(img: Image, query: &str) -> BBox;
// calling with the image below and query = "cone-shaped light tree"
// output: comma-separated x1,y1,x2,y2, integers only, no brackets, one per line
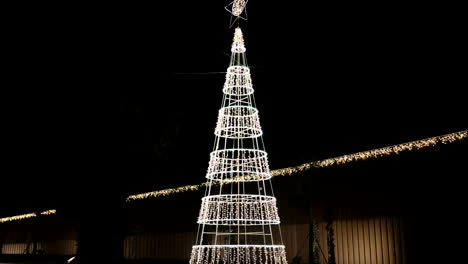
189,27,288,264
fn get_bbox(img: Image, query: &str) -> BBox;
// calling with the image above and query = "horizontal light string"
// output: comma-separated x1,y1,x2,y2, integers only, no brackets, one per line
0,209,56,224
127,130,467,201
2,130,466,222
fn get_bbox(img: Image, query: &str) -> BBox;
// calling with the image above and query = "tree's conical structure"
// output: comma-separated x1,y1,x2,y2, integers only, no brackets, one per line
190,27,288,264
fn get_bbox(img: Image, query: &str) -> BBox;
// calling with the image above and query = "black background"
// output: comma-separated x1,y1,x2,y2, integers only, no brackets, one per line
2,3,466,260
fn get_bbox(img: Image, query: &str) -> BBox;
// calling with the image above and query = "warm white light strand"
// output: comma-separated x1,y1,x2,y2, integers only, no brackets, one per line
207,149,271,182
215,106,262,139
40,209,57,215
223,66,254,96
191,26,284,264
4,132,465,223
231,28,246,53
0,209,57,224
198,194,280,225
226,0,248,17
273,130,468,177
126,130,467,201
232,0,247,16
190,245,287,264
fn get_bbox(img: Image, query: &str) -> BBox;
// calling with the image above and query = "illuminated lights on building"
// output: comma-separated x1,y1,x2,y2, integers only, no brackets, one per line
0,209,57,224
126,130,467,201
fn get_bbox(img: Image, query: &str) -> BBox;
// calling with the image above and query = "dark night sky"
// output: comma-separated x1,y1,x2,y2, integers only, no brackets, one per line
2,3,466,217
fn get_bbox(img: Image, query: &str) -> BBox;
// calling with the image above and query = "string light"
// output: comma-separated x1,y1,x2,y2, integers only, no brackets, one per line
232,0,247,16
225,0,248,17
126,183,208,200
190,245,287,264
191,25,285,264
207,149,271,182
198,194,280,225
126,130,467,201
215,106,262,138
40,209,57,215
3,132,465,223
0,209,57,224
231,28,246,53
223,65,254,96
272,130,468,177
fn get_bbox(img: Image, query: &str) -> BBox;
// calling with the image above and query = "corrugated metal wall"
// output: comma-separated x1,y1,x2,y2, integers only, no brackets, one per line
0,209,406,263
1,240,76,255
120,214,405,264
123,231,196,260
317,209,406,264
1,229,77,255
42,239,77,255
122,228,311,262
282,223,310,263
2,243,27,254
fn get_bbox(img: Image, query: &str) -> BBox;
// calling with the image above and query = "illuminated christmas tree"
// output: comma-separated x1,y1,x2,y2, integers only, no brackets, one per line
189,27,288,264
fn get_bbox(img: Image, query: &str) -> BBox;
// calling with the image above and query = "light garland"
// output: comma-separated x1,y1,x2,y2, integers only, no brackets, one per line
0,209,57,224
40,209,57,215
126,130,467,201
127,183,208,200
272,130,468,177
4,132,465,224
